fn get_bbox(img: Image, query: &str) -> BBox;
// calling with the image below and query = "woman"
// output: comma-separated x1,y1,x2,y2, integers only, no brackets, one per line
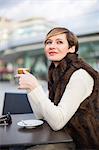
16,27,99,149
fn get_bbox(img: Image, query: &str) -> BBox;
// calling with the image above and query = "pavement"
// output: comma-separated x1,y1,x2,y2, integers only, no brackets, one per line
0,80,47,115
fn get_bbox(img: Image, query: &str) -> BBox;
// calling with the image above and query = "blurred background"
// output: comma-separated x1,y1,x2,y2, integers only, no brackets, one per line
0,0,99,82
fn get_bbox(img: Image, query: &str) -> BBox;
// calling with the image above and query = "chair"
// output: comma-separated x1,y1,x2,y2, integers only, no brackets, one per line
2,92,33,115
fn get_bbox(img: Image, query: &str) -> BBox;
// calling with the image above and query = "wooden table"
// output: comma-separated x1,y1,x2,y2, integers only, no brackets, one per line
0,114,74,149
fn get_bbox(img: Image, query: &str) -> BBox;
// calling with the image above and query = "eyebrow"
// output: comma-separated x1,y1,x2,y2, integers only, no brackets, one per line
55,38,63,41
47,38,63,41
44,37,64,44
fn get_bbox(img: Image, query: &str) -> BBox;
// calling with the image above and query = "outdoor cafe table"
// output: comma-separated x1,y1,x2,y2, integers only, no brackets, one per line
0,113,75,149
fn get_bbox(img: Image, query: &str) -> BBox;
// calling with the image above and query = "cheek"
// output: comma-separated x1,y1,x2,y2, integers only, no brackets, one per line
44,47,49,54
62,50,68,55
60,47,68,55
58,48,68,59
60,52,67,59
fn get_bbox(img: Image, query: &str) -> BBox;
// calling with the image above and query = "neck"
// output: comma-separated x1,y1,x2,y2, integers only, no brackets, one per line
53,61,59,67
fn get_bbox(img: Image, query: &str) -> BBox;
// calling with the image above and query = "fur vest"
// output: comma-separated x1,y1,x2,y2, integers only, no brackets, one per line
48,53,99,149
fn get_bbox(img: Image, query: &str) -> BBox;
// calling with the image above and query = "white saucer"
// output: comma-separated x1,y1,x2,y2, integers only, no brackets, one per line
17,119,44,128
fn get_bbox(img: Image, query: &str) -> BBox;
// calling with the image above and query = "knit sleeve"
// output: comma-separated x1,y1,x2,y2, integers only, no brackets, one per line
28,69,94,131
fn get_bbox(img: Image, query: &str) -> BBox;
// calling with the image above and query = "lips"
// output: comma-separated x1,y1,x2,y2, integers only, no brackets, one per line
49,52,58,56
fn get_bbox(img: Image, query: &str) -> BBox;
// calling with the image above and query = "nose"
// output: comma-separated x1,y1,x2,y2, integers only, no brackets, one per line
49,42,56,49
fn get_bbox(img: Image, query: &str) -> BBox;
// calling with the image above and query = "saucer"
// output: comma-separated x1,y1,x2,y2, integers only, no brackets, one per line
17,119,44,128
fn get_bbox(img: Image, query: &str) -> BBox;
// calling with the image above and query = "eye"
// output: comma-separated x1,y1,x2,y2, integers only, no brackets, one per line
57,40,63,44
45,40,52,45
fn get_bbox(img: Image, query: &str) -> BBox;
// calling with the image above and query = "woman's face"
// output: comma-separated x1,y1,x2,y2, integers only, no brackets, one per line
44,33,72,64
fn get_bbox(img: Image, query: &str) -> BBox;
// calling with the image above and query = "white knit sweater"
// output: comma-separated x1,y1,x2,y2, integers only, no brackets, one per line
28,69,94,131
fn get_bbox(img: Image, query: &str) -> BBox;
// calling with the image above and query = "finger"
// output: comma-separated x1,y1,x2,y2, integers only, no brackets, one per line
23,70,30,74
14,74,21,78
18,86,23,89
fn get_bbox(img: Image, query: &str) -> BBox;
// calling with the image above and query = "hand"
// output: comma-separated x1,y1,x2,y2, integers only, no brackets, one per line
15,70,39,92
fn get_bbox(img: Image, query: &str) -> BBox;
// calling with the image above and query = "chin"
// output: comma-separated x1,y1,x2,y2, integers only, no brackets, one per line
47,56,62,61
48,57,56,61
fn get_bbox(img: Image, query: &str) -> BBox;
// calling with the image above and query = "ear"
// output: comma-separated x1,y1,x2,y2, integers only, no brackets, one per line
68,46,75,53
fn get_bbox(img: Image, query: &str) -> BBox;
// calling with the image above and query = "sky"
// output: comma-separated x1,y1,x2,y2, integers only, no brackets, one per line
0,0,99,34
